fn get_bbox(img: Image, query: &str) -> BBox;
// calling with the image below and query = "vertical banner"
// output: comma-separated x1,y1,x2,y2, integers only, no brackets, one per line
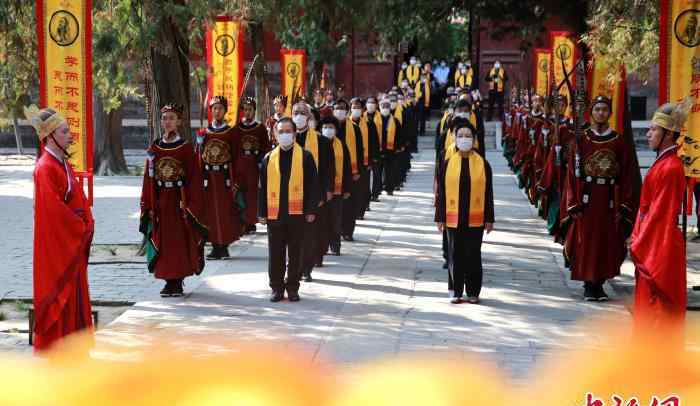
660,0,700,177
587,57,626,134
37,0,93,180
533,48,551,97
206,17,244,124
281,49,307,116
550,31,577,117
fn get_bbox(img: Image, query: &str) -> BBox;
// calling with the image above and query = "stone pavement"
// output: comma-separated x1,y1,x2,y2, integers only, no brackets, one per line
92,137,635,380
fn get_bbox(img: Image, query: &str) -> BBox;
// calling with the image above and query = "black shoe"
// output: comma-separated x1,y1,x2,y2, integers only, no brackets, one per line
220,246,231,259
371,196,380,202
171,279,184,297
288,292,300,302
270,291,284,302
160,281,174,297
583,284,597,302
247,224,257,234
206,247,222,260
442,261,448,269
303,274,313,282
387,191,394,196
343,235,354,242
315,259,324,267
595,285,610,302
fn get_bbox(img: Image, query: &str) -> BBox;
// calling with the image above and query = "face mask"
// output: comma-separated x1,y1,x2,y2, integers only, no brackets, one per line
277,132,295,148
494,63,501,69
292,114,308,129
456,112,470,119
401,63,407,70
351,108,362,119
322,128,336,139
333,110,347,121
456,137,473,151
441,61,447,67
380,107,391,116
366,103,377,113
458,63,464,69
447,108,455,115
401,81,409,88
390,102,397,109
410,59,417,65
460,68,466,74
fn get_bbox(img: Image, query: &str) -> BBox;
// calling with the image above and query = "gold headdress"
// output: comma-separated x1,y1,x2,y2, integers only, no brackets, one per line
652,97,692,133
23,105,66,141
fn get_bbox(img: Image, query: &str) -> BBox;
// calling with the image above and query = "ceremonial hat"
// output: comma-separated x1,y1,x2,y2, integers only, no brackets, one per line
209,96,228,110
160,103,184,118
273,95,288,106
241,96,256,109
23,105,66,141
590,95,612,112
652,97,692,133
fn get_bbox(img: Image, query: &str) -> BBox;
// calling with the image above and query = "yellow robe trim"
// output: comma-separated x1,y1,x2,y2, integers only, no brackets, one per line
415,81,431,107
344,119,360,175
303,128,319,169
267,144,304,219
385,116,397,151
331,136,344,195
371,112,383,151
406,65,420,84
357,117,370,166
489,68,505,92
394,104,403,125
445,149,486,228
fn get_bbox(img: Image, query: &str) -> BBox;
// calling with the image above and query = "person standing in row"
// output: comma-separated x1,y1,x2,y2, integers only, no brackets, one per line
27,105,94,351
319,116,351,256
379,97,403,196
233,97,271,235
485,60,507,121
435,120,494,304
258,118,320,302
140,103,208,297
366,96,385,202
197,96,242,260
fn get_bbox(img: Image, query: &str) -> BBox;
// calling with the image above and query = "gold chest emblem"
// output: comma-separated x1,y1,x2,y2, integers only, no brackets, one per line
202,138,232,165
155,156,185,182
242,134,259,151
584,149,619,178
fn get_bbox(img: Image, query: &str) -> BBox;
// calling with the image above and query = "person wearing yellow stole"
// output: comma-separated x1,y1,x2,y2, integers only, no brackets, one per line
378,97,403,195
319,116,352,257
415,72,432,138
293,102,330,282
485,60,508,121
259,118,320,302
454,61,474,89
435,120,494,304
405,56,422,88
358,98,380,218
366,96,384,202
396,60,409,88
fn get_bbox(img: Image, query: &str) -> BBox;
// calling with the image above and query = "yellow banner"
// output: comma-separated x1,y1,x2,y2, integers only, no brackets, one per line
281,50,306,116
534,49,550,98
40,0,92,173
589,57,625,134
663,0,700,177
207,18,243,124
550,32,576,118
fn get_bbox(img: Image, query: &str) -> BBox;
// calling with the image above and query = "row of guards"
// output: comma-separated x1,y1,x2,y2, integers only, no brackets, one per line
35,4,310,205
523,3,699,217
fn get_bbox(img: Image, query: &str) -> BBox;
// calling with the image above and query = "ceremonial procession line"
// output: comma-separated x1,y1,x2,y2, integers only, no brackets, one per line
85,137,630,380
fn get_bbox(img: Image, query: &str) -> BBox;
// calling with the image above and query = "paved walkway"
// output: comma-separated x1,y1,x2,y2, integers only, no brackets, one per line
92,138,632,380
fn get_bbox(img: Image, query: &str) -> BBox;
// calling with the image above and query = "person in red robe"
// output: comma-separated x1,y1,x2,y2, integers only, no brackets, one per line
25,105,94,352
265,95,288,146
562,96,639,301
196,96,242,259
628,99,690,339
233,97,272,234
140,103,208,297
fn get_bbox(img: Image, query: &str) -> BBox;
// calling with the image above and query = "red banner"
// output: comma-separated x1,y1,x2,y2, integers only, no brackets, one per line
37,0,94,202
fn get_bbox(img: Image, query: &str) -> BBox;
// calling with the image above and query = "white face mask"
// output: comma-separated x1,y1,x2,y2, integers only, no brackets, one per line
456,112,470,119
494,63,501,69
441,62,447,67
401,63,408,70
380,107,391,117
460,68,467,74
351,108,362,119
390,102,397,109
322,128,336,139
458,63,464,69
410,58,417,65
366,103,377,113
456,137,473,151
333,110,347,121
277,132,295,148
292,114,308,129
447,108,455,115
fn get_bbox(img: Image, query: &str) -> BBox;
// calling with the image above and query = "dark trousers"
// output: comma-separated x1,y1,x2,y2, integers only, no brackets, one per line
383,153,399,193
357,168,371,217
447,226,485,298
302,209,321,275
267,216,305,294
487,90,505,121
372,162,383,198
417,103,428,137
342,178,362,237
322,197,343,254
694,183,700,225
442,229,448,261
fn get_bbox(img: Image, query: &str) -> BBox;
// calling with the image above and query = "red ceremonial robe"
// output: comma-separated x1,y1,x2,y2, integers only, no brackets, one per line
630,145,686,334
563,127,636,282
140,138,207,280
232,121,271,227
33,151,94,351
198,124,242,245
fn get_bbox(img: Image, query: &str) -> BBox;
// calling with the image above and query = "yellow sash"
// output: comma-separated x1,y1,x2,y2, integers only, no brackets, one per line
371,112,383,151
385,116,397,151
445,149,486,228
357,117,370,166
393,104,403,125
406,65,420,84
439,111,449,134
344,119,360,175
331,137,344,195
489,68,505,92
267,144,304,219
415,81,430,107
303,128,319,169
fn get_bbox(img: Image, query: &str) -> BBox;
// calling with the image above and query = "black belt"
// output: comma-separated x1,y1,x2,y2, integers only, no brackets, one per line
156,180,183,188
204,163,230,172
583,175,617,185
243,150,259,156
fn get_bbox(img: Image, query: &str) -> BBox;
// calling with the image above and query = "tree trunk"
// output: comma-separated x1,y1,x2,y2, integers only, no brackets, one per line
11,114,24,155
93,95,128,175
249,20,268,122
150,12,191,138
